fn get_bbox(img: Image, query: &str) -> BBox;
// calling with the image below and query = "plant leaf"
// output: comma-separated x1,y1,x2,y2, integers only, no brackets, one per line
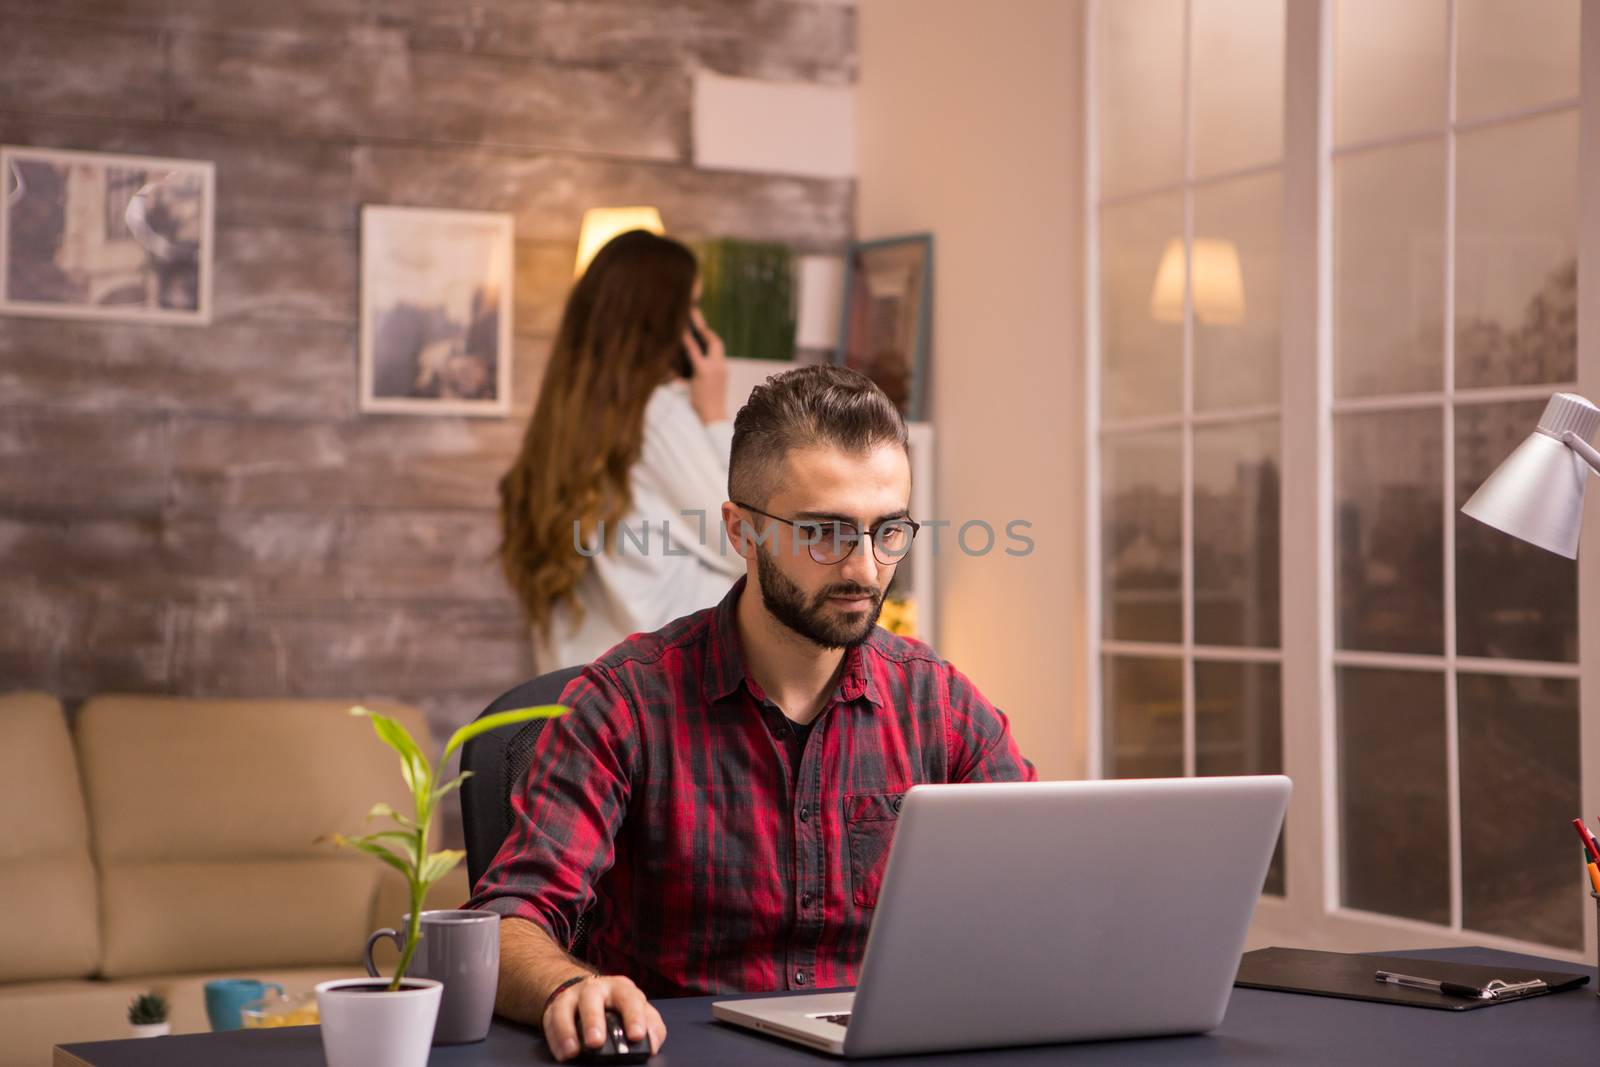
350,706,431,799
429,770,473,806
442,705,568,761
356,830,423,867
328,832,412,877
419,849,466,887
366,802,417,830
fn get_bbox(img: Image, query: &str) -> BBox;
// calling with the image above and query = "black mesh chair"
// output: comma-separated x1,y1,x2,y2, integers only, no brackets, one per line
460,665,585,892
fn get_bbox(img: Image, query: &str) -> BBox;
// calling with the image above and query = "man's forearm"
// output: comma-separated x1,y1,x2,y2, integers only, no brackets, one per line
494,916,595,1025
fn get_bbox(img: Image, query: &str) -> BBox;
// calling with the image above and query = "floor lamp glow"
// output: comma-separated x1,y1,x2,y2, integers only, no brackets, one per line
1460,393,1600,558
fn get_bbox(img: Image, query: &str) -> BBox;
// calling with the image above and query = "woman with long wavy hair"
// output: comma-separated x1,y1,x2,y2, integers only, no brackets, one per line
499,230,745,670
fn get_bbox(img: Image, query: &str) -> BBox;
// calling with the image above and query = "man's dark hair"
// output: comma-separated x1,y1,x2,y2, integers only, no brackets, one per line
729,365,909,506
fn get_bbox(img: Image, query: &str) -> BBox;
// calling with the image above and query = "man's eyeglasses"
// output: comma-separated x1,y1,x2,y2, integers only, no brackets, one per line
733,501,920,566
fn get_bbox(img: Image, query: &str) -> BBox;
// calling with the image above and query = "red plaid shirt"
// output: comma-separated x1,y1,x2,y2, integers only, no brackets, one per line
468,576,1036,997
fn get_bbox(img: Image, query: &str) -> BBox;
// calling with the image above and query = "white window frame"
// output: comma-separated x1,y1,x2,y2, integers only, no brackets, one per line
1085,0,1600,962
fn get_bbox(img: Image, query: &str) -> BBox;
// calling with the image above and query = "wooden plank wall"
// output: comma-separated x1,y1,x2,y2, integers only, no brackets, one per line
0,1,856,841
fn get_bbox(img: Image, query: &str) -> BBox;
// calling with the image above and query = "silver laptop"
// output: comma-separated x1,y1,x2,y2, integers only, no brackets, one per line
712,775,1291,1058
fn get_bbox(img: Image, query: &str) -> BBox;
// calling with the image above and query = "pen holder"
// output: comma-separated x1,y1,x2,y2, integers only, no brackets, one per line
1593,893,1599,997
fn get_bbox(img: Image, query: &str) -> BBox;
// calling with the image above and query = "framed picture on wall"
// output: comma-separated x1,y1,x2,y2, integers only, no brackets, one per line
1,145,215,325
880,421,937,647
835,233,933,420
360,205,514,417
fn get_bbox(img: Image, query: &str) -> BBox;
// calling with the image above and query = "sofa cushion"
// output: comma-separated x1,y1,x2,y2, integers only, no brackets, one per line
0,978,149,1067
0,692,100,982
99,859,380,976
76,696,435,978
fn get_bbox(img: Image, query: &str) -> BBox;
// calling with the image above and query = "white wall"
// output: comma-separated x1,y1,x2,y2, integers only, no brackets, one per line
856,0,1088,781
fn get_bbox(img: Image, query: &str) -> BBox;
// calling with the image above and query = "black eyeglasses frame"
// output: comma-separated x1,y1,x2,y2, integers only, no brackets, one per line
731,501,921,567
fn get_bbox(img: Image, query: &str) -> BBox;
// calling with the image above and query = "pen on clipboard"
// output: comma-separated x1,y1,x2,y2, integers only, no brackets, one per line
1374,970,1489,999
1373,971,1548,1001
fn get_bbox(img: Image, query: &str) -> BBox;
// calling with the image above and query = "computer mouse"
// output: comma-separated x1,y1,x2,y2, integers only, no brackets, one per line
573,1008,652,1064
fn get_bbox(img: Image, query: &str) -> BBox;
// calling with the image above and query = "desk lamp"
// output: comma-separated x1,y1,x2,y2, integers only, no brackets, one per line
1461,393,1600,557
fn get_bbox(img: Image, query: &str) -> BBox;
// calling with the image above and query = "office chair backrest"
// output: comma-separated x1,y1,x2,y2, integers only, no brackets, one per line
460,665,586,892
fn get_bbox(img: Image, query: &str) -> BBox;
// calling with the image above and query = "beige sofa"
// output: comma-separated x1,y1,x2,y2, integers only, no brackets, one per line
0,691,470,1066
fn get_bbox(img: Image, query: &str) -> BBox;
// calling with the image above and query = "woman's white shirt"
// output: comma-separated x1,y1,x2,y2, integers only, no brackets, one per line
532,380,746,672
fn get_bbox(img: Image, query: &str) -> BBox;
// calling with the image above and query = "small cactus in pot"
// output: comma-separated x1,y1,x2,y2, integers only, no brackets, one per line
127,992,169,1038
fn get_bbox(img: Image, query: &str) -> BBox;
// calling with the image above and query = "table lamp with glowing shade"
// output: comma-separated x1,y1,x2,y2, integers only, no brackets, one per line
1461,393,1600,558
574,206,664,277
1149,238,1246,325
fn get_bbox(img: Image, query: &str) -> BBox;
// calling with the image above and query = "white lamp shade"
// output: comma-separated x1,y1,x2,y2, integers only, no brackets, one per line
1148,238,1245,325
1460,394,1600,559
575,206,664,277
1461,432,1589,558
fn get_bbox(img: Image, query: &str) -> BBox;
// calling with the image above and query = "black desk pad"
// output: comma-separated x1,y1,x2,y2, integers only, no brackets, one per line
1236,946,1590,1011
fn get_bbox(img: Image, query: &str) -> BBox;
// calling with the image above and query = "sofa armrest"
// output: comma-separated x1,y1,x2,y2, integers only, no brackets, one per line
369,865,474,931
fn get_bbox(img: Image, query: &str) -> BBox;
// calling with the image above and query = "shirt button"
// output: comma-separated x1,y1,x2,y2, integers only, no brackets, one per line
773,725,789,739
801,891,814,908
795,970,808,986
799,804,811,822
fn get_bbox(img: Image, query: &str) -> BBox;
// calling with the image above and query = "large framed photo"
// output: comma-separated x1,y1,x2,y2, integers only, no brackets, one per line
835,233,933,421
360,205,513,417
1,145,215,325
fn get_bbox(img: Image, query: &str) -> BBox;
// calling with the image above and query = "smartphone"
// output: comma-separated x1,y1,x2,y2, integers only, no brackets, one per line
676,322,708,379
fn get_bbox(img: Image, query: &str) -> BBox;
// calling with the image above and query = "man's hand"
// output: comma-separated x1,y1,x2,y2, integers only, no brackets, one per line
492,918,666,1059
542,974,667,1062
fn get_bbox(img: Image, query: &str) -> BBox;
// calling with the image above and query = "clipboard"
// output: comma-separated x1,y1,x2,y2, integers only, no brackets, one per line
1234,947,1590,1011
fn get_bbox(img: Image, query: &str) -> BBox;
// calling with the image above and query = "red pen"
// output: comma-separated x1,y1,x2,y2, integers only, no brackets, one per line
1573,819,1600,865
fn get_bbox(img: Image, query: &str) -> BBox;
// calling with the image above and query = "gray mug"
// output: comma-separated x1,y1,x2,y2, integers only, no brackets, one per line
365,909,499,1045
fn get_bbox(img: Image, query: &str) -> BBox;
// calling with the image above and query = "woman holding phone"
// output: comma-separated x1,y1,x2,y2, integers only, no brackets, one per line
498,229,745,671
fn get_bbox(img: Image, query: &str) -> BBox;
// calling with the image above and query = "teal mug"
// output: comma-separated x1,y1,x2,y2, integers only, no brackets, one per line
205,978,285,1032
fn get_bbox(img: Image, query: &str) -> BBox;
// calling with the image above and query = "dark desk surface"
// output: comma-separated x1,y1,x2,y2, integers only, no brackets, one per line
54,948,1600,1067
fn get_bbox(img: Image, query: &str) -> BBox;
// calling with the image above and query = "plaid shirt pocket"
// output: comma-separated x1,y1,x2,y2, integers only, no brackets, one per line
845,791,907,908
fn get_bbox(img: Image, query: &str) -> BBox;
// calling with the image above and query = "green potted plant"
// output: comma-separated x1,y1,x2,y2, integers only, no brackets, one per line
127,992,169,1038
315,702,566,1067
693,237,797,362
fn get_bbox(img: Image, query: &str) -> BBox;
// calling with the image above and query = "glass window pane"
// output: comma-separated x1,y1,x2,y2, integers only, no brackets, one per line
1196,661,1285,895
1455,401,1577,661
1334,0,1447,145
1454,111,1577,390
1335,409,1444,654
1459,673,1582,950
1102,196,1184,419
1098,0,1185,198
1338,667,1448,924
1456,0,1579,122
1191,0,1285,177
1334,140,1446,398
1194,172,1282,411
1105,655,1185,779
1103,432,1183,643
1194,420,1280,648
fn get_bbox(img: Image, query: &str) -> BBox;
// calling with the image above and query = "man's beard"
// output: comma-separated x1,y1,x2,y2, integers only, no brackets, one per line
755,544,883,650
